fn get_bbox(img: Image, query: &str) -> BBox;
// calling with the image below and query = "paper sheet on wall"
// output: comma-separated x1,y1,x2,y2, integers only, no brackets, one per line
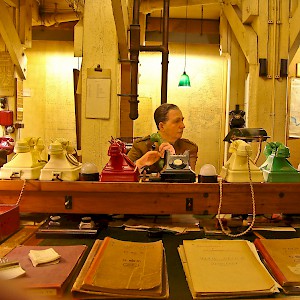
289,78,300,138
0,52,14,96
86,68,111,119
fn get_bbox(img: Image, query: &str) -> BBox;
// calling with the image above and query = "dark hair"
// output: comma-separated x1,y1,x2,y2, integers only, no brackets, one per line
154,103,179,130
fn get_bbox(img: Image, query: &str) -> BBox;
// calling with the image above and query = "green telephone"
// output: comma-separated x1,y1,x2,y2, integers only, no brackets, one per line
260,142,300,182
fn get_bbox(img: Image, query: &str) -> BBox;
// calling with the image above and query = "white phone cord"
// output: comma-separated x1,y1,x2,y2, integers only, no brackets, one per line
217,152,256,237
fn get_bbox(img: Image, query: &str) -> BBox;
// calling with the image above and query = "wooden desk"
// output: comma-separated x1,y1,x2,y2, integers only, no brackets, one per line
0,180,299,215
7,226,300,300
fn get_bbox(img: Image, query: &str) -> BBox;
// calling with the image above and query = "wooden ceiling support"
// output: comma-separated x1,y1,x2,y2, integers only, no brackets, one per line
0,0,27,79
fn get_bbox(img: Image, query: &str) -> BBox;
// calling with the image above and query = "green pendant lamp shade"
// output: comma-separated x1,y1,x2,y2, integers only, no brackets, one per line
178,0,191,87
178,71,191,87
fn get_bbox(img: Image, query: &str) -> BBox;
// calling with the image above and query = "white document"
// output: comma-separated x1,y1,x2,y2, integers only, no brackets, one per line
86,67,111,119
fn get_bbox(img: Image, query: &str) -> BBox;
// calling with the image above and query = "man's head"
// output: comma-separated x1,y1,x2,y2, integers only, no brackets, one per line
154,103,185,144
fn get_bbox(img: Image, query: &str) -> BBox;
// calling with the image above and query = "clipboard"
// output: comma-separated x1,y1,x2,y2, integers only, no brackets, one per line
86,66,111,119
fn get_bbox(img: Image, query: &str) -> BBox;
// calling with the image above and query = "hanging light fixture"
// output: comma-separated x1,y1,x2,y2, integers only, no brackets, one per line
178,0,191,87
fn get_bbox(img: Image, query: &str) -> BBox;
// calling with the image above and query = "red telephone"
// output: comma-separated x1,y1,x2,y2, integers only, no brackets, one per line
100,138,140,182
0,136,14,155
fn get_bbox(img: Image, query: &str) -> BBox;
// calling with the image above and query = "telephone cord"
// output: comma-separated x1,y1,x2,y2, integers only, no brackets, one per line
16,179,26,206
217,152,256,237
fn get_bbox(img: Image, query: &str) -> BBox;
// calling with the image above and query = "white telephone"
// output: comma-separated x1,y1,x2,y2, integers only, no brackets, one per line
0,137,46,179
218,139,264,238
39,138,81,181
220,140,264,182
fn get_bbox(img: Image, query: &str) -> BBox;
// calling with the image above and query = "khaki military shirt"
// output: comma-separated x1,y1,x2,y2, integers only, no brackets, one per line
127,135,198,173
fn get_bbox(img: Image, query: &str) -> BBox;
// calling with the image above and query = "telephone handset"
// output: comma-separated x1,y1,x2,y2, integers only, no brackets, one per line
218,140,262,237
150,133,165,169
150,133,189,171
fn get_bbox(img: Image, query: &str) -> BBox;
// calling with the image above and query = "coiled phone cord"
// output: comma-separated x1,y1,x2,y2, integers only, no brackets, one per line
15,179,26,206
217,152,256,237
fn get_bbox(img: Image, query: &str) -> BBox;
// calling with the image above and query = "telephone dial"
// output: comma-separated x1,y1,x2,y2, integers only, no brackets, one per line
160,150,196,183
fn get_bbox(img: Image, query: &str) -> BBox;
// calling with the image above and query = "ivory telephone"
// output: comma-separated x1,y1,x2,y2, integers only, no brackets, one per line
218,140,263,237
39,138,81,181
220,140,264,182
0,137,46,179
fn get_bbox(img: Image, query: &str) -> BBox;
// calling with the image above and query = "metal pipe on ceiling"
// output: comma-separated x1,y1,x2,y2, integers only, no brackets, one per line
128,0,141,120
128,0,170,120
140,0,170,104
140,0,218,13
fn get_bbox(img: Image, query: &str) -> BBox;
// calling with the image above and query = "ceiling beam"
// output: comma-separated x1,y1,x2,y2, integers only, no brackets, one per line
111,0,129,60
147,17,219,34
221,1,257,64
0,0,27,79
289,2,300,62
140,0,219,13
20,0,32,48
3,0,16,7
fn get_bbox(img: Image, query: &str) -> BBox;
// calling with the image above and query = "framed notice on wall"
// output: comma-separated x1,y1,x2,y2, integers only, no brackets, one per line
86,67,111,119
289,78,300,138
0,52,14,96
15,78,23,121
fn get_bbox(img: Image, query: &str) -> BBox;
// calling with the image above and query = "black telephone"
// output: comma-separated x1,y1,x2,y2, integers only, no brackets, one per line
160,150,196,183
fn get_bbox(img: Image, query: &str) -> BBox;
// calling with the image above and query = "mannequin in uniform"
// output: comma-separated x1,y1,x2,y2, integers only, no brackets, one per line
127,103,198,173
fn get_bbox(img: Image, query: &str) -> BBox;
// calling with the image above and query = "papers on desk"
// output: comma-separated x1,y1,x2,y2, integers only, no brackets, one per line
253,227,296,232
72,238,169,299
254,238,300,294
0,261,26,280
120,218,200,234
178,239,279,299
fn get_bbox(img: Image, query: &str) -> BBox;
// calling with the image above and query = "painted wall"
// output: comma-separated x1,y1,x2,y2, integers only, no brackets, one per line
287,48,300,168
135,43,227,174
22,40,77,161
21,0,120,174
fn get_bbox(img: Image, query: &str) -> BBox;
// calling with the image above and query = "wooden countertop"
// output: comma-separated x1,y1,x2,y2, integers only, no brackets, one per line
0,180,299,215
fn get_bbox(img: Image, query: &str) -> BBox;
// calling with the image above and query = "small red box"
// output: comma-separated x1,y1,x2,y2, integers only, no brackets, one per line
0,110,13,126
0,205,20,241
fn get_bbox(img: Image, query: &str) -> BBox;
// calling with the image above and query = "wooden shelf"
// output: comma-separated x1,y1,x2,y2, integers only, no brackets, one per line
0,180,299,215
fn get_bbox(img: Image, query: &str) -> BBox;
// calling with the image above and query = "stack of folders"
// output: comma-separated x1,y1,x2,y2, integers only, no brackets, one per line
178,239,279,299
254,237,300,294
72,237,169,299
4,245,87,297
